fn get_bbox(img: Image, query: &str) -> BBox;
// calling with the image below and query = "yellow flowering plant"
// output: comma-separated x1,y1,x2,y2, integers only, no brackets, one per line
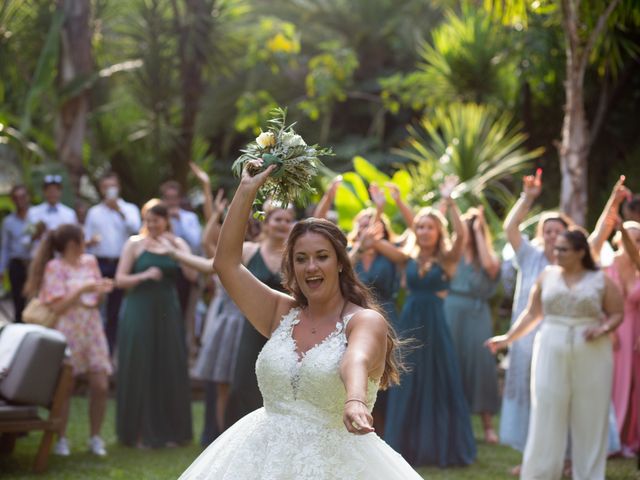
232,107,333,210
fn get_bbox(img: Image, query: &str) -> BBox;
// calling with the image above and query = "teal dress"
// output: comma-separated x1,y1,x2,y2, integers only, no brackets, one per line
444,258,500,414
224,249,284,428
384,260,476,467
116,251,192,447
354,254,399,327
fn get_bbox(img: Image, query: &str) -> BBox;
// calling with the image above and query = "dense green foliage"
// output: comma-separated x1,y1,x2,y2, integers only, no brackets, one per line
0,0,638,227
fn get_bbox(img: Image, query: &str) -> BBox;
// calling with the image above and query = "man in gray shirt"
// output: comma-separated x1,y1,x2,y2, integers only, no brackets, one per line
0,185,31,322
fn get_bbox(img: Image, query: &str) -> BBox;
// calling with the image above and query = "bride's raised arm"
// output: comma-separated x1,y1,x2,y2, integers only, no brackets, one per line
213,160,294,337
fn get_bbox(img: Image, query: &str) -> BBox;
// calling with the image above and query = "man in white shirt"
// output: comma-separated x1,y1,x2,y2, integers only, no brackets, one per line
85,171,141,352
25,174,78,254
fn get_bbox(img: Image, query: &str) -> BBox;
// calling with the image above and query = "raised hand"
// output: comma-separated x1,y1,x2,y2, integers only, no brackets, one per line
369,183,386,211
213,189,228,215
439,175,460,200
241,158,277,190
611,175,631,205
189,161,211,186
522,168,543,200
385,182,401,202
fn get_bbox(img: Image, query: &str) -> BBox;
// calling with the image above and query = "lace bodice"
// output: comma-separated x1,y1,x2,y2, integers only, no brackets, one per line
256,308,378,429
541,266,605,320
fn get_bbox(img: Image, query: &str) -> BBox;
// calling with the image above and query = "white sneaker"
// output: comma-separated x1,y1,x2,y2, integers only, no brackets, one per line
53,437,70,456
88,435,107,456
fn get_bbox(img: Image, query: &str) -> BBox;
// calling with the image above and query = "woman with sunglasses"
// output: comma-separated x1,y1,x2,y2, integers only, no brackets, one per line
487,227,623,479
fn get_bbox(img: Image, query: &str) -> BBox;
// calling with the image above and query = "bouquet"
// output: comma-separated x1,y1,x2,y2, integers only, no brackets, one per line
232,107,333,208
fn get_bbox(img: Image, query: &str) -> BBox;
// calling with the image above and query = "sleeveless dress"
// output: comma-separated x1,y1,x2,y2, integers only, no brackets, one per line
224,248,284,427
521,267,612,480
116,251,192,447
384,260,476,467
179,308,422,479
444,258,500,414
354,254,399,327
608,262,640,451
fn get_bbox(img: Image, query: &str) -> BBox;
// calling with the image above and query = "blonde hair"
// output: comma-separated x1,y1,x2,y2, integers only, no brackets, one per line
140,199,172,235
612,220,640,249
405,207,451,262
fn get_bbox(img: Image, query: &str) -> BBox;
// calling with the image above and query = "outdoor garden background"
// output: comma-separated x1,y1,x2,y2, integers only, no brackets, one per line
1,0,639,478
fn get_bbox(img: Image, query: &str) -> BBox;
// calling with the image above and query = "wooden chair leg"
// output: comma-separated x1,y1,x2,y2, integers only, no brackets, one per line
33,430,55,473
0,433,18,454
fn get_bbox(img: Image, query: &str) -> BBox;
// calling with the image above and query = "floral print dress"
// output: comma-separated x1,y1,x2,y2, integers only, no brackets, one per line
40,254,112,375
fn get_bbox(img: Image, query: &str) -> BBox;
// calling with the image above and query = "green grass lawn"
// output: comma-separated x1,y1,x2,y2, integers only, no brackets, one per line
0,396,636,479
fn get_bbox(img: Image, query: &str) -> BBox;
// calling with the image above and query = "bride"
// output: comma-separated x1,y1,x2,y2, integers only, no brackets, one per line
179,160,422,479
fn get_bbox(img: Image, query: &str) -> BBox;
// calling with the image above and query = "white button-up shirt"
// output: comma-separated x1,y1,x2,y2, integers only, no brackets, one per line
170,209,202,253
0,213,31,273
24,202,79,257
84,199,141,258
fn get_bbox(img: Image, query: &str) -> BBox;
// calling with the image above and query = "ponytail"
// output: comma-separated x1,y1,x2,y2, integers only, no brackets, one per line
23,232,55,298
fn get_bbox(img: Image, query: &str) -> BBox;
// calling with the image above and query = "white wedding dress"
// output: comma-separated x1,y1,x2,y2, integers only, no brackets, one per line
179,308,422,479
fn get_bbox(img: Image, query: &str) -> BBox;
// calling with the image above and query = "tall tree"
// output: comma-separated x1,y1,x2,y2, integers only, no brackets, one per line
56,0,93,193
486,0,640,225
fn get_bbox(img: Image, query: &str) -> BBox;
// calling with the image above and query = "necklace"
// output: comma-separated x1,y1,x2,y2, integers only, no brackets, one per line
306,300,348,334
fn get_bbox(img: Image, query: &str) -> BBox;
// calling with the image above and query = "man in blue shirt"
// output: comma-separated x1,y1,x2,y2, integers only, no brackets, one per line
0,185,32,322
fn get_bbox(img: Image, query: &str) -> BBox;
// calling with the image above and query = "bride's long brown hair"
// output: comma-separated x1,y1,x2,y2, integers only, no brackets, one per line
281,218,405,390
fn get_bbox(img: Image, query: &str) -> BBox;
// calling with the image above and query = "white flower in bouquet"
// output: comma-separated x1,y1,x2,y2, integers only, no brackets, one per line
232,107,333,208
256,131,276,149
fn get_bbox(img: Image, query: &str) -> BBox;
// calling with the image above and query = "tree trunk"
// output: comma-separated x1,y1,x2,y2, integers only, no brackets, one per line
55,0,93,195
558,55,589,226
171,0,210,188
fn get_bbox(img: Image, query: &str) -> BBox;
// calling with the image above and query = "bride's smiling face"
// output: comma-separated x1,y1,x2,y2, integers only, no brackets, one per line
292,232,342,303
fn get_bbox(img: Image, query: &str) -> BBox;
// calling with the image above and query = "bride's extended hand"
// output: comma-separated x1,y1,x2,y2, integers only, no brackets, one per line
241,158,277,191
343,400,375,435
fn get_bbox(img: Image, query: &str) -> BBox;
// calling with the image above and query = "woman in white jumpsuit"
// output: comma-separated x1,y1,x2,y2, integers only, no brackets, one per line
487,227,623,479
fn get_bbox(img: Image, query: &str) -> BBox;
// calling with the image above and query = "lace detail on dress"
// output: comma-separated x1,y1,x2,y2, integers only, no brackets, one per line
179,307,423,480
541,266,605,319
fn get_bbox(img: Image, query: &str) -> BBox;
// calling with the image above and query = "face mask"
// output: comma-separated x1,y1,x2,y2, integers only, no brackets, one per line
105,186,119,200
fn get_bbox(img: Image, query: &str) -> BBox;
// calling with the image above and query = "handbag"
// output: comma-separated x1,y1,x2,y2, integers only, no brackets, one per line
22,297,59,328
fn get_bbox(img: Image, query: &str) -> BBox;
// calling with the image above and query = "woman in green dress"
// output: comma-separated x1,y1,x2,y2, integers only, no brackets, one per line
444,207,501,443
115,200,196,447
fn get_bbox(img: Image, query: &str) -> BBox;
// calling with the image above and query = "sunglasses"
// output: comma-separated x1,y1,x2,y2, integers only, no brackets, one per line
43,174,63,184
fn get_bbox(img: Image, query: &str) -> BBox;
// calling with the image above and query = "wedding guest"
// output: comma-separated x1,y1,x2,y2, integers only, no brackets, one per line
499,169,570,470
23,223,113,457
487,227,623,479
444,207,501,443
115,200,195,448
25,174,78,254
375,176,477,467
608,222,640,456
0,185,31,322
84,171,141,352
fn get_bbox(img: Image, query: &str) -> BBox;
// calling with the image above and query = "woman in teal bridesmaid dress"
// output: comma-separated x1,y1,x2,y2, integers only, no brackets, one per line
115,201,196,447
374,178,476,467
444,207,501,444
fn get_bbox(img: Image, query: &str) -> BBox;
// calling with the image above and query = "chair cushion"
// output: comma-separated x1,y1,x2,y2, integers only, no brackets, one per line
0,327,67,407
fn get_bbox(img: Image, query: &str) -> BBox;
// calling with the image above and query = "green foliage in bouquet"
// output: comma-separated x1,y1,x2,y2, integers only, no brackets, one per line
232,107,333,208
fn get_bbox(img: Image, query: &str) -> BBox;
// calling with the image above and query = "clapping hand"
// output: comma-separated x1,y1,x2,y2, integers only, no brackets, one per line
522,168,543,200
145,266,163,282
